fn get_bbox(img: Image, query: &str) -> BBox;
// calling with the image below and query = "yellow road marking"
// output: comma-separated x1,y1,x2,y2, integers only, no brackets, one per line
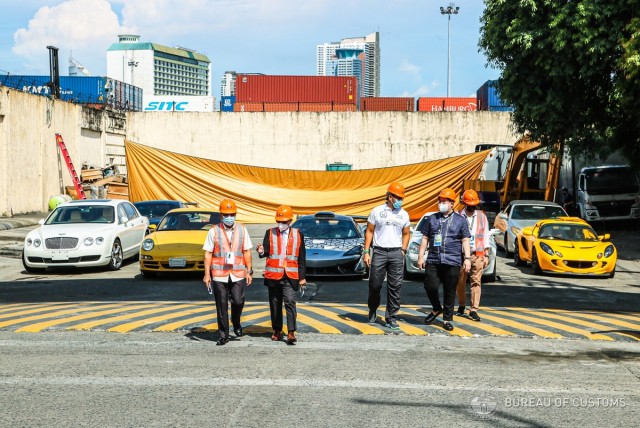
543,309,640,329
485,309,613,341
15,303,157,332
0,303,56,314
109,306,221,333
328,304,427,335
153,305,268,332
602,312,640,323
296,312,342,334
0,304,122,328
446,314,517,337
0,303,79,320
66,304,196,331
302,305,385,334
477,313,562,338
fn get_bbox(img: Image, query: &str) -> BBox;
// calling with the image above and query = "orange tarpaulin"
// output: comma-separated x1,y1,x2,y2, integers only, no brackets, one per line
125,141,488,223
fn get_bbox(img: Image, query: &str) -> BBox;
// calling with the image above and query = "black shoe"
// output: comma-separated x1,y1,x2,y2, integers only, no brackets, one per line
424,311,442,325
469,311,481,322
234,326,243,337
216,338,229,346
443,321,454,331
368,310,377,323
455,306,466,316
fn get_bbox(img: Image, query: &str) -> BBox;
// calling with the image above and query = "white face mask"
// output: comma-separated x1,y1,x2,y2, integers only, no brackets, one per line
278,223,289,232
438,202,450,214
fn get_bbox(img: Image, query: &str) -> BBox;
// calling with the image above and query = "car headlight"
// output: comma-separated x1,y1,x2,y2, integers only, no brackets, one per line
96,237,104,245
142,239,155,251
408,241,420,255
26,238,33,246
604,245,615,258
539,242,554,256
83,237,94,246
33,238,41,248
510,226,521,236
344,245,362,256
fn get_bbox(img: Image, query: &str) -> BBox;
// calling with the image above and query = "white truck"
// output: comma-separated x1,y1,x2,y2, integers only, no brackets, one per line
575,165,640,221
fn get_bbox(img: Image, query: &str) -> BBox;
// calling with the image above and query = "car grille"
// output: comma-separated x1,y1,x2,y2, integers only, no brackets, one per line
563,260,599,269
45,237,79,249
592,201,633,217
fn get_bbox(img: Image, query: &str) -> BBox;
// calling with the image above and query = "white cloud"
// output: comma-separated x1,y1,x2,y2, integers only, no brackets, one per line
12,0,132,73
401,81,439,98
397,61,420,75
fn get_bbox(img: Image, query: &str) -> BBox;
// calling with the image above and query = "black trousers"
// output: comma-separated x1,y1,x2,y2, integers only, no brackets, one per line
368,248,404,322
266,277,297,332
213,277,246,339
424,264,460,321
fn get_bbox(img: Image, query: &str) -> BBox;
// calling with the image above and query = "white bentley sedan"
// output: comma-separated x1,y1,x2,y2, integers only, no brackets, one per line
22,199,149,272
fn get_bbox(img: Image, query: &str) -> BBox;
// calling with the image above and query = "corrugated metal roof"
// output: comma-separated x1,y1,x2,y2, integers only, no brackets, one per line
107,42,210,62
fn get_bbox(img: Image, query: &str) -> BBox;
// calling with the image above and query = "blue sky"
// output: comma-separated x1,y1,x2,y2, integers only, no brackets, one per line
0,0,499,98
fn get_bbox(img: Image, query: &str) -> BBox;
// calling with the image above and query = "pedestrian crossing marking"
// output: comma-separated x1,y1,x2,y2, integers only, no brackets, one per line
0,302,637,342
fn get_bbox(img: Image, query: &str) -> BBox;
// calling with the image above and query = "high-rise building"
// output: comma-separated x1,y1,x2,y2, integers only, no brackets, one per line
221,71,237,97
316,31,380,97
106,35,212,98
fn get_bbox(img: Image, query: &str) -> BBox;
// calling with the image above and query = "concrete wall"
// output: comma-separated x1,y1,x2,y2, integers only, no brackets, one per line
0,86,519,216
126,111,517,169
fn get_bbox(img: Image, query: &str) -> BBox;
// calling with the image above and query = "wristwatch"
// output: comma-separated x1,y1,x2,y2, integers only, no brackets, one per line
464,256,471,260
247,269,254,275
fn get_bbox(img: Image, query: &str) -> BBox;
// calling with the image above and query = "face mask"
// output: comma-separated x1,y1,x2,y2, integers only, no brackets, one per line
278,222,289,232
466,205,476,213
393,199,403,210
222,215,235,227
438,202,450,214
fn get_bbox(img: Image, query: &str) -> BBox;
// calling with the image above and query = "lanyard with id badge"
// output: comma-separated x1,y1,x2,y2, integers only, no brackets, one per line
434,215,453,249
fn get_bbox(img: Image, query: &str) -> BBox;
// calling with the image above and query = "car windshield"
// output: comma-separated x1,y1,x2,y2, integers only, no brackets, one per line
585,168,640,195
538,224,599,242
135,203,178,219
157,212,221,231
511,205,567,220
293,218,360,239
46,206,115,224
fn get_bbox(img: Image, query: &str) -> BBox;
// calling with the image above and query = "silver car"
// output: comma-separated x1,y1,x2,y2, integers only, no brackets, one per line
493,200,567,256
405,212,499,282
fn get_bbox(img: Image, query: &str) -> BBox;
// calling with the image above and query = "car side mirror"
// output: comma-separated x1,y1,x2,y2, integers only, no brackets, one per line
410,226,415,233
148,224,157,231
38,219,45,225
120,216,129,224
599,233,610,241
498,213,508,220
522,227,533,237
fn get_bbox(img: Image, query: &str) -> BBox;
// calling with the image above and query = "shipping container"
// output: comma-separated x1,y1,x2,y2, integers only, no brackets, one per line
361,97,415,112
220,96,235,112
143,96,215,112
476,80,514,111
0,75,143,111
236,74,358,104
417,97,477,112
232,102,358,112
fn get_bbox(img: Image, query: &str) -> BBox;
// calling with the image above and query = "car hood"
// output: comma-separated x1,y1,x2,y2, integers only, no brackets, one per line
539,239,613,252
34,223,116,239
148,230,208,248
510,219,540,230
304,238,363,252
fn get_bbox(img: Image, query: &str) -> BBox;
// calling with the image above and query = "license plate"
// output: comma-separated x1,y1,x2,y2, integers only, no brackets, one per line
51,251,69,261
169,258,186,268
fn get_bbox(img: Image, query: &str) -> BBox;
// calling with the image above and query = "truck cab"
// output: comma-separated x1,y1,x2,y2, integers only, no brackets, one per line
576,165,640,221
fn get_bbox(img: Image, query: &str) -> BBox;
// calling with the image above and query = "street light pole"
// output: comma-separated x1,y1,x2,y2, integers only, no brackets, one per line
440,2,460,97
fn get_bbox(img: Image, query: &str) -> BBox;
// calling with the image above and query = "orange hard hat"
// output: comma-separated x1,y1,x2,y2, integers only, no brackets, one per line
275,205,294,222
438,188,457,202
461,189,481,206
219,198,237,215
387,182,406,199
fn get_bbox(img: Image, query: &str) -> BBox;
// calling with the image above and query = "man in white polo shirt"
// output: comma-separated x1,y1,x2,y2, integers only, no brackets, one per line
363,182,411,330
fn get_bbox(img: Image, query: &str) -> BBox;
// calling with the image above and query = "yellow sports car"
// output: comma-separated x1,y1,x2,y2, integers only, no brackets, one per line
139,208,220,277
513,217,617,277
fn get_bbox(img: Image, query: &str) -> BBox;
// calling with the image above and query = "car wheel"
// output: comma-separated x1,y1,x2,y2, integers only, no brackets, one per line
504,233,512,257
513,241,526,267
609,266,615,278
22,250,46,273
140,270,157,279
108,239,123,271
483,262,497,283
532,249,542,275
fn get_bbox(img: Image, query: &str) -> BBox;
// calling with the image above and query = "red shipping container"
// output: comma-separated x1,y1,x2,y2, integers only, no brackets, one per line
417,97,477,112
236,75,358,104
233,102,264,112
263,103,298,112
361,97,415,112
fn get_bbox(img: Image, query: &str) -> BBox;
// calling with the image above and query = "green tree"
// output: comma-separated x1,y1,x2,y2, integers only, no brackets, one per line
479,0,640,166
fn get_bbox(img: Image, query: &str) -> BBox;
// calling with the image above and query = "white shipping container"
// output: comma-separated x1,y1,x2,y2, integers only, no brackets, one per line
143,96,215,112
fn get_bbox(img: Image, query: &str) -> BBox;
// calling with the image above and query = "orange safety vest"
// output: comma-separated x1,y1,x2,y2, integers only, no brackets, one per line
459,209,488,255
210,223,247,278
264,227,301,280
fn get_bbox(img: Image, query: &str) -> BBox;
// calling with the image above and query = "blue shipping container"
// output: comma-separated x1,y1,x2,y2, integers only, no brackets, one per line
0,75,143,111
220,96,235,112
476,80,514,112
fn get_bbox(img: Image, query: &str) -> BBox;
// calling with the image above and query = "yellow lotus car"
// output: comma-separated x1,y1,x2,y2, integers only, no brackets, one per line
139,208,220,277
513,217,617,277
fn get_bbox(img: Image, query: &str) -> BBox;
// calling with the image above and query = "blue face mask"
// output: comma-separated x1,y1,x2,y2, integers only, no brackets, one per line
393,200,403,210
222,215,235,227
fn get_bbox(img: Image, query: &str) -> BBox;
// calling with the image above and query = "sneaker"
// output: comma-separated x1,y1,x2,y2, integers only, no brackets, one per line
386,319,400,331
443,321,454,331
368,310,377,324
455,306,466,317
469,311,481,322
